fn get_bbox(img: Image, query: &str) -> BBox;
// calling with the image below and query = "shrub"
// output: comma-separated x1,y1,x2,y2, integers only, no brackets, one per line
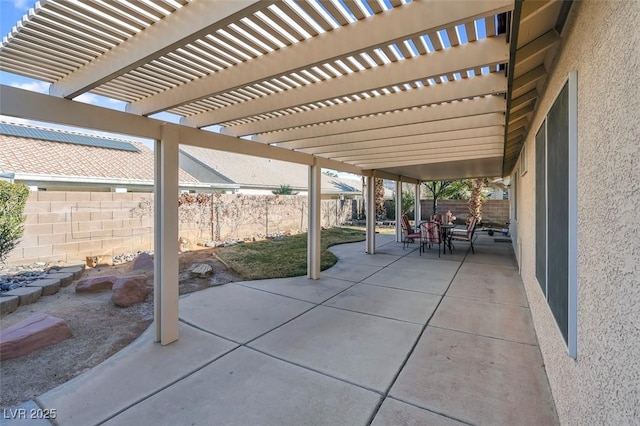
0,182,29,263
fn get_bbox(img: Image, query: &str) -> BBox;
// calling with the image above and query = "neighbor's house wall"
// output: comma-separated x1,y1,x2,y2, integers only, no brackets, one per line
514,1,639,423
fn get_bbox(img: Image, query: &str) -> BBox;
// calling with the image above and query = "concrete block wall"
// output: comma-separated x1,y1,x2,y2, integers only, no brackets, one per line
6,192,353,265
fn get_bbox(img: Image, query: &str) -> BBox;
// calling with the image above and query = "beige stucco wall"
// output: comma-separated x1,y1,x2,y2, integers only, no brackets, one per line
514,1,639,424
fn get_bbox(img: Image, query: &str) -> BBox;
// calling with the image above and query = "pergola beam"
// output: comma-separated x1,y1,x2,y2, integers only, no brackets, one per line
185,36,509,127
219,73,508,136
361,153,503,169
130,0,512,116
344,144,504,164
50,1,267,99
302,126,504,156
260,96,506,144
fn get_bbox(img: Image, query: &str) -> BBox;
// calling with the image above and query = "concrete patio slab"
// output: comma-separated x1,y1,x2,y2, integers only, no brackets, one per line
329,251,401,267
104,347,381,426
431,297,537,345
390,327,558,425
371,398,465,426
362,262,457,295
324,283,441,324
322,261,383,282
179,284,313,343
388,256,462,274
37,324,237,426
464,243,518,267
239,276,355,304
250,306,421,392
371,243,417,256
447,263,528,307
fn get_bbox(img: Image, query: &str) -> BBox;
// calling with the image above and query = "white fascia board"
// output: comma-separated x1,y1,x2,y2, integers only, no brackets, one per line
220,73,508,136
187,36,509,126
133,0,512,116
334,142,504,162
301,126,505,155
0,85,363,177
263,96,506,144
50,1,266,99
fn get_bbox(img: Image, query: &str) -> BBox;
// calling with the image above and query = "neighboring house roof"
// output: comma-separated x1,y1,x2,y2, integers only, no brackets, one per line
179,145,361,195
0,121,202,186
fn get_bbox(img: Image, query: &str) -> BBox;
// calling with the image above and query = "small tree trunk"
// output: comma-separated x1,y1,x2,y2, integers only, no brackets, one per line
468,178,484,223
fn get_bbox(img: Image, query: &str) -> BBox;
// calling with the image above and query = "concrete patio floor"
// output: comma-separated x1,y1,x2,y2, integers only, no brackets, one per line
28,233,558,425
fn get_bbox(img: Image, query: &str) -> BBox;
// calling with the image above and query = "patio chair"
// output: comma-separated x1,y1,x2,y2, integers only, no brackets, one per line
420,221,442,257
401,214,421,249
450,216,478,254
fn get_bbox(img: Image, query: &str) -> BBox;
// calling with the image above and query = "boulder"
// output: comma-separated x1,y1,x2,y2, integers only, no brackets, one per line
190,263,213,278
0,313,72,360
75,275,118,293
129,253,154,273
112,275,150,307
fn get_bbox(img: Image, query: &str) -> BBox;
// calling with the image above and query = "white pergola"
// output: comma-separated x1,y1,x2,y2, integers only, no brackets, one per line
0,0,566,345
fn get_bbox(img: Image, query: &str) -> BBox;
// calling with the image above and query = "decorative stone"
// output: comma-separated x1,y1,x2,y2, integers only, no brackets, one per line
46,272,74,287
75,276,117,293
112,275,150,307
58,265,85,280
129,253,154,273
0,313,72,360
0,296,19,316
190,263,213,278
3,286,42,306
27,278,61,296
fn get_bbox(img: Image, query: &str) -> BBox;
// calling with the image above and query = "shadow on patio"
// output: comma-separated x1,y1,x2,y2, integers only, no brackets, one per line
35,233,558,425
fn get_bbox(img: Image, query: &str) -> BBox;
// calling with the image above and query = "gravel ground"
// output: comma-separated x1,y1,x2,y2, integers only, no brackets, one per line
0,249,240,409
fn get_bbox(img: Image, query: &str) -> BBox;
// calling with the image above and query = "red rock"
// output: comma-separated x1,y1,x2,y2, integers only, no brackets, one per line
75,276,118,293
112,275,150,307
129,253,154,272
0,313,72,360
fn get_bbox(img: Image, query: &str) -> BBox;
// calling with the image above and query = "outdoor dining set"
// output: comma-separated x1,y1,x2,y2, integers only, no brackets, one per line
401,212,477,257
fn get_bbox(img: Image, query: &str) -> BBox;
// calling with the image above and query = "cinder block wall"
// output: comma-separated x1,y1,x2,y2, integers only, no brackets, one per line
6,192,353,265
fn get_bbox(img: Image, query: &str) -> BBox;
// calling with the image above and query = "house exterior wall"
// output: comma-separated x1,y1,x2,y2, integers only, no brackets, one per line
513,1,639,423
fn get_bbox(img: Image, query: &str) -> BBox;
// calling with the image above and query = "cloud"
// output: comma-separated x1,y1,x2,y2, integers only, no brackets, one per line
12,0,30,9
10,80,50,93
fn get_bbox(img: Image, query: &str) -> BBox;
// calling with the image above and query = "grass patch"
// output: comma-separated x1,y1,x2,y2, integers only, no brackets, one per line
216,227,366,280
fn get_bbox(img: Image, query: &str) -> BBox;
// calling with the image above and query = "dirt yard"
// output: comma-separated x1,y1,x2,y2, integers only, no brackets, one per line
0,249,241,409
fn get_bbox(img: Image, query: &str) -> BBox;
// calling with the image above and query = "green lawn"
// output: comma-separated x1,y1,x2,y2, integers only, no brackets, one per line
216,227,365,280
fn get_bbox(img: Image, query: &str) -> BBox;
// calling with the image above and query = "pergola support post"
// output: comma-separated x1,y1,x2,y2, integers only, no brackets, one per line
366,175,376,254
415,181,422,224
395,179,403,242
153,124,180,345
307,162,321,279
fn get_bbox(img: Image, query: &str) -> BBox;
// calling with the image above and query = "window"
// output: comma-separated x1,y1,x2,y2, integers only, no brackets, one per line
535,72,578,358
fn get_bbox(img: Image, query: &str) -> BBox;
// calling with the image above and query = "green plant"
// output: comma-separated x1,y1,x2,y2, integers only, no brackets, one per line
0,182,29,263
388,189,415,219
272,184,293,195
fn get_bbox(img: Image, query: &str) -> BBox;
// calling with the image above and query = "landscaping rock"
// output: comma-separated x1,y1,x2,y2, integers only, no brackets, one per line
27,278,61,296
46,272,74,287
129,253,154,273
0,295,19,316
75,276,117,293
3,286,42,306
190,263,213,278
112,275,149,307
58,265,85,280
0,313,72,360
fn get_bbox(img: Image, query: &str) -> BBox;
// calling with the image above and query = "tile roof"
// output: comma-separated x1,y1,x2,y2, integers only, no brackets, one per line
179,145,361,194
0,121,198,183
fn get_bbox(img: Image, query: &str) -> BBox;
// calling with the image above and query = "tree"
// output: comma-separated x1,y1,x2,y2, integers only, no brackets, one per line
272,184,293,195
388,189,415,219
374,178,386,218
468,178,486,223
0,182,29,263
423,180,473,215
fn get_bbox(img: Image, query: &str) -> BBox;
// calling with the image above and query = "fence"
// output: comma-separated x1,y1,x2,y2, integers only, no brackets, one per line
5,191,353,266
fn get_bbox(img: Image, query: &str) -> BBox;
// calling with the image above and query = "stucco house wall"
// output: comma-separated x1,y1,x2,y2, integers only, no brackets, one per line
513,1,639,423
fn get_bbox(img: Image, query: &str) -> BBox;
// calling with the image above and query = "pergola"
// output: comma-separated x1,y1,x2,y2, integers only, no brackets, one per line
0,0,567,345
